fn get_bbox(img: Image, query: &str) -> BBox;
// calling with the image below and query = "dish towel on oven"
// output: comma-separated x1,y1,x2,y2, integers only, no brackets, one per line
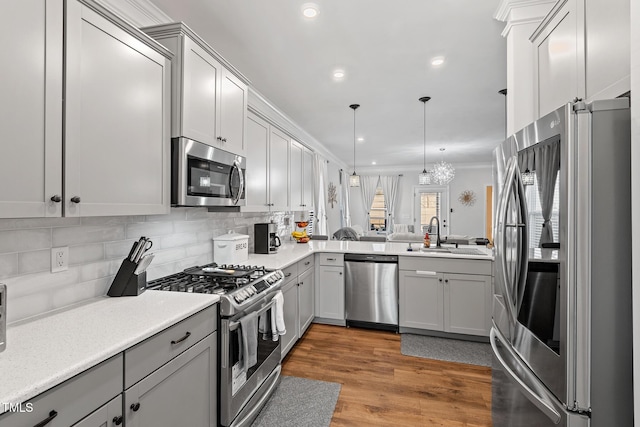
239,311,258,372
272,290,286,341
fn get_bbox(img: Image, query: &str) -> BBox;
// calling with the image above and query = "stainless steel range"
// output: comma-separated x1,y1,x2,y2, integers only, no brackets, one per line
148,263,285,427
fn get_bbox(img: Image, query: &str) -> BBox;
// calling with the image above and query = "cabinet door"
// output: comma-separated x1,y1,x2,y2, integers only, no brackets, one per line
0,0,63,218
269,127,290,211
297,267,315,336
72,395,122,427
444,274,492,336
281,279,299,359
302,148,314,209
65,0,170,217
533,0,585,118
181,35,220,146
315,266,345,320
399,270,443,331
125,333,216,427
218,69,247,156
289,140,304,209
245,113,270,210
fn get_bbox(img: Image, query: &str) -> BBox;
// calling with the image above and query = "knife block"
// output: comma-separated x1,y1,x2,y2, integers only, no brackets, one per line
107,258,147,297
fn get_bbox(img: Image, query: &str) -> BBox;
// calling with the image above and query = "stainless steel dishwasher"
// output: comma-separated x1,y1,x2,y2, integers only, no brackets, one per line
344,254,398,331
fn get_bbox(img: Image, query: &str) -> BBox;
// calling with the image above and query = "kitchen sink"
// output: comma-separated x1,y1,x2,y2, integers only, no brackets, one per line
419,247,451,253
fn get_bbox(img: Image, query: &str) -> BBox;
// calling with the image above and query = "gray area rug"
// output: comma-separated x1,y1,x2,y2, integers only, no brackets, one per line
401,334,492,367
251,376,341,427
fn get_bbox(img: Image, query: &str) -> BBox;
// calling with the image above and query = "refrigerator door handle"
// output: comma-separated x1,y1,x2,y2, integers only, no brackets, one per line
490,327,563,424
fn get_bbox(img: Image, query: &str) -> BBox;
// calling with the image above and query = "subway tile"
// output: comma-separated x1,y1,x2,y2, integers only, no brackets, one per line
126,221,174,239
186,242,212,257
185,208,210,220
146,208,187,222
52,225,125,247
158,232,199,249
78,259,121,283
197,230,214,243
0,253,18,279
18,250,50,276
173,219,208,233
4,268,80,300
51,277,111,312
105,239,140,260
0,217,80,231
149,247,189,265
81,216,140,226
0,229,52,254
69,243,105,266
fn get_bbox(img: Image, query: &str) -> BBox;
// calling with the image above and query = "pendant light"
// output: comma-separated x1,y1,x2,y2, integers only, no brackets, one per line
349,104,361,187
418,96,432,185
431,148,455,185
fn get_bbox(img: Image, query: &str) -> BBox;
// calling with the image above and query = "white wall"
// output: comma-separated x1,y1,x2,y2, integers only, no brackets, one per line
349,164,493,238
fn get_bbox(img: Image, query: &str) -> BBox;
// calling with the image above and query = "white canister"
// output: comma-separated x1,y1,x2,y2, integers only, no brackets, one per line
213,232,249,264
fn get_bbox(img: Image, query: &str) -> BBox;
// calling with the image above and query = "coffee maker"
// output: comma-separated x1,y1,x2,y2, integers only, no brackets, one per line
254,223,281,254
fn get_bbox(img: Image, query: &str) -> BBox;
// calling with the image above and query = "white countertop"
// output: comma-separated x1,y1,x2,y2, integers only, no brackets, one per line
245,241,494,269
0,290,218,412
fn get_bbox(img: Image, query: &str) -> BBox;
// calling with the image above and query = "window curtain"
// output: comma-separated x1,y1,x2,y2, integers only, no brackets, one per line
379,175,401,232
534,142,560,246
313,154,328,235
359,175,380,231
339,169,351,228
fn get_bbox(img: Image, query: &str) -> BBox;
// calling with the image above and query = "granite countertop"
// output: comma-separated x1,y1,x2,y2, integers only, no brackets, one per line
0,291,219,412
244,241,494,270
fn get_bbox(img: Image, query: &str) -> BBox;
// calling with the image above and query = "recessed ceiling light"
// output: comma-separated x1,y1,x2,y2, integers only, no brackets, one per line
431,56,445,66
333,69,345,79
357,137,364,142
372,161,377,165
302,3,319,19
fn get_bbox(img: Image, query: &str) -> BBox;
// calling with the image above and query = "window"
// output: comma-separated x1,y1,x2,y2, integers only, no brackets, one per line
369,187,387,231
525,173,560,248
413,186,449,240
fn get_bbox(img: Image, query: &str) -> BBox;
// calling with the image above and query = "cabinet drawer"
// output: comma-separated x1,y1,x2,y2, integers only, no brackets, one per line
318,253,343,266
0,354,122,427
125,305,217,388
297,255,315,273
399,256,492,276
282,263,298,285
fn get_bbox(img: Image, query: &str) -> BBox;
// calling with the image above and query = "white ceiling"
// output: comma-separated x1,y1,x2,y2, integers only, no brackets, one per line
149,0,507,169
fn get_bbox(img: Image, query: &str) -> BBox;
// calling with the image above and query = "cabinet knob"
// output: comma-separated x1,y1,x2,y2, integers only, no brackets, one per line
339,272,342,275
130,402,141,412
70,196,81,203
439,278,443,282
113,415,124,425
445,279,449,283
217,136,223,141
50,195,62,203
222,138,227,142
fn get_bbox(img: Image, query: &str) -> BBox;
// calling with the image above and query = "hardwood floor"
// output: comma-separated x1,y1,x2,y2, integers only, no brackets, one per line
282,324,492,427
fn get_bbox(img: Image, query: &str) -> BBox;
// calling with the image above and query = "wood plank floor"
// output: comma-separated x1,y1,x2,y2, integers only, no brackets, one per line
282,324,492,427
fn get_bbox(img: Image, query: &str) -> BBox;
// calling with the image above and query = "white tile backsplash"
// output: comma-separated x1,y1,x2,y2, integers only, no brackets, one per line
0,207,294,323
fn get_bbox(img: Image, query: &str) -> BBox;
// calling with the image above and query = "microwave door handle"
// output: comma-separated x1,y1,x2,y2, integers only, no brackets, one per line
230,161,244,205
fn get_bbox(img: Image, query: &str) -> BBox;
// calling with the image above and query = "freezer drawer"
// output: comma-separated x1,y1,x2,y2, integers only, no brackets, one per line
344,254,398,329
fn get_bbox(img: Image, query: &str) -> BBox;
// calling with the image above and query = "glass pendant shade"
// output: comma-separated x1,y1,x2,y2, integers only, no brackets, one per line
349,104,360,187
521,169,535,186
418,169,431,185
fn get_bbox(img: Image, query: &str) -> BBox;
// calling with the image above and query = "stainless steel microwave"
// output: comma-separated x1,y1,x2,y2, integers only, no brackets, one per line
172,137,246,207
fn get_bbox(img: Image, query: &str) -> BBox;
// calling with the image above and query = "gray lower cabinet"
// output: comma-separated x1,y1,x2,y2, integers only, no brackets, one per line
0,354,123,427
124,333,217,427
280,255,315,360
399,257,492,337
315,253,345,324
73,395,123,427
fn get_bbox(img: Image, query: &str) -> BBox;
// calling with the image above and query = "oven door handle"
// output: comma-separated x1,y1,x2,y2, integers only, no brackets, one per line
229,298,276,332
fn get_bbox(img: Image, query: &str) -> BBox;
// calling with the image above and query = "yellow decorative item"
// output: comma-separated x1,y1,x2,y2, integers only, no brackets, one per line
458,190,476,206
292,220,309,243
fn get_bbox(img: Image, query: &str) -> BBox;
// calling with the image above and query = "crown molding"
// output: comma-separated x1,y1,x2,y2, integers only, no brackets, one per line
494,0,557,22
93,0,172,27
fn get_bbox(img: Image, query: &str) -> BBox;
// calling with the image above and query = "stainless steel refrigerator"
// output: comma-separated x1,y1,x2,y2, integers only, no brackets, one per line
491,98,633,426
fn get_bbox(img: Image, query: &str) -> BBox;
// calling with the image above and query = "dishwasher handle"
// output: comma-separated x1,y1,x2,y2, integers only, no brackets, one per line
344,254,398,263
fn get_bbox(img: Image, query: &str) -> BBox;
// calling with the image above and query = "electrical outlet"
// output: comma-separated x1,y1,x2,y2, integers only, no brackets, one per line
51,246,69,273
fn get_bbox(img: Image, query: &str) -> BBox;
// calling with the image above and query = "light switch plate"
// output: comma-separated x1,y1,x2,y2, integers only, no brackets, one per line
51,246,69,273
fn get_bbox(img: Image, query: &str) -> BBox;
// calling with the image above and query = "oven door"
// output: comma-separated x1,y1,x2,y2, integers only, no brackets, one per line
172,137,245,207
219,297,282,427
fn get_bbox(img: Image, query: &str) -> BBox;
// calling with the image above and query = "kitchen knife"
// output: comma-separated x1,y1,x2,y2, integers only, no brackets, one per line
132,237,151,263
134,253,155,275
130,237,146,262
127,241,140,260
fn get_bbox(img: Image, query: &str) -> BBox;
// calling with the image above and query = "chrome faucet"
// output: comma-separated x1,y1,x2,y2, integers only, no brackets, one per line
428,216,442,248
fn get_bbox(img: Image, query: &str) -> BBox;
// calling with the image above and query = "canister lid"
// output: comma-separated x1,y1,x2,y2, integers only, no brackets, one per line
213,231,249,242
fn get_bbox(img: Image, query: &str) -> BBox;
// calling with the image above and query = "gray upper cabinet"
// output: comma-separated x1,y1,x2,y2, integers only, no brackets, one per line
0,0,63,218
0,0,172,219
290,140,314,211
143,23,249,157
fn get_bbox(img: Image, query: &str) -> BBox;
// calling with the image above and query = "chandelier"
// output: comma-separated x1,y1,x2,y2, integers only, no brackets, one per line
418,96,431,185
349,104,361,187
431,148,455,185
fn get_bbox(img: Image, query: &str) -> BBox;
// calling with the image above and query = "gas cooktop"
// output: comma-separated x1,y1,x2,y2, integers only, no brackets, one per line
147,263,284,315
